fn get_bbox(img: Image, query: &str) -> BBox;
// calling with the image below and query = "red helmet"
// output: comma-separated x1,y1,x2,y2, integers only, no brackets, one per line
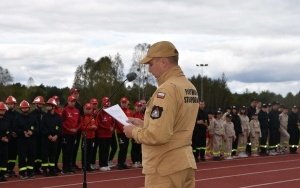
52,95,60,101
6,96,17,104
20,100,30,109
32,96,45,104
46,98,58,107
90,98,98,104
102,97,110,107
0,102,8,110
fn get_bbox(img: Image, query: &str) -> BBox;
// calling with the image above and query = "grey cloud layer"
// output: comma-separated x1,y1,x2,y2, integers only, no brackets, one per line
0,0,299,95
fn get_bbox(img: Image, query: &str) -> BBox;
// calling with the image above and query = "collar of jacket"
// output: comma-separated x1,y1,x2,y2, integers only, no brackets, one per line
157,65,185,86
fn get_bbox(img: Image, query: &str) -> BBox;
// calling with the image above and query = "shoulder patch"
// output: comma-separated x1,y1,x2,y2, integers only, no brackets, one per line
157,92,166,99
150,106,163,119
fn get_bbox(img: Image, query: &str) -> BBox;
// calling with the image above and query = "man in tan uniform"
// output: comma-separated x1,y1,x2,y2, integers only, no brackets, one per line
124,41,199,188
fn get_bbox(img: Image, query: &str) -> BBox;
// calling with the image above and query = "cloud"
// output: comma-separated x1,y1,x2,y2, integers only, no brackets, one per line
0,0,299,96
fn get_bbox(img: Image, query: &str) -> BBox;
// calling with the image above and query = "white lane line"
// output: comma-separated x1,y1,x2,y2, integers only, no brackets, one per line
239,178,300,188
197,159,300,171
196,166,300,181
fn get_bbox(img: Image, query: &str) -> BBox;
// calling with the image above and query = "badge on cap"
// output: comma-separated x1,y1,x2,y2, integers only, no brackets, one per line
157,92,166,99
150,105,163,119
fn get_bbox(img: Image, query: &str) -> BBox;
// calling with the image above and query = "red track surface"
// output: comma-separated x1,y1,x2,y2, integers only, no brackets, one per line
1,154,300,188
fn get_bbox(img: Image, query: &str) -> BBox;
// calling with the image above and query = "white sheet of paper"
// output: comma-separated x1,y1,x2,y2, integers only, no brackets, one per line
103,104,130,126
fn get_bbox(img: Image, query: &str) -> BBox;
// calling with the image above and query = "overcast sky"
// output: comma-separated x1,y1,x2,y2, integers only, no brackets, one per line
1,0,299,96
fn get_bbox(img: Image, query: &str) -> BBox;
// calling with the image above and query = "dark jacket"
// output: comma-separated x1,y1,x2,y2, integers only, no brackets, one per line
258,110,269,130
13,112,39,139
0,117,10,140
41,112,62,137
268,109,280,129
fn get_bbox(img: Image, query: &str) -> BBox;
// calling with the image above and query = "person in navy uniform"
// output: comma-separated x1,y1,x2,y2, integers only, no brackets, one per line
288,105,300,154
258,104,269,156
41,98,62,176
14,100,39,179
192,100,209,162
0,102,10,182
268,101,281,155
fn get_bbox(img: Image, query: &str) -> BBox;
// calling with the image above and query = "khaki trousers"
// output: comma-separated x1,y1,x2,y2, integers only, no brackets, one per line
145,168,195,188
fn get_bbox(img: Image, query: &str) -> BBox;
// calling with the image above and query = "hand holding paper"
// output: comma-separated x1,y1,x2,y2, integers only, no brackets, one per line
103,104,130,126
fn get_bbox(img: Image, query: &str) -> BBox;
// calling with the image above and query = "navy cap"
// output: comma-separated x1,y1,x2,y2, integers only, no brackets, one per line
262,104,268,108
226,114,232,118
272,101,280,105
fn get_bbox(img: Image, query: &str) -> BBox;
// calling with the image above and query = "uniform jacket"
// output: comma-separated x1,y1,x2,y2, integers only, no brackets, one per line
279,113,288,130
194,109,209,131
258,110,269,130
81,114,97,139
0,117,10,141
249,119,261,137
61,106,81,135
210,118,224,135
247,106,256,120
231,113,242,135
116,107,133,134
288,112,299,131
97,110,115,138
41,112,62,137
13,112,39,139
30,108,46,133
239,114,250,133
223,121,236,139
4,109,19,132
269,109,280,129
132,66,199,176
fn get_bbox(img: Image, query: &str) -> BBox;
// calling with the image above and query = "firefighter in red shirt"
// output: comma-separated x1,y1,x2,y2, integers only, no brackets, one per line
89,98,99,170
80,103,97,172
131,102,144,168
116,97,133,170
96,97,116,171
61,96,81,174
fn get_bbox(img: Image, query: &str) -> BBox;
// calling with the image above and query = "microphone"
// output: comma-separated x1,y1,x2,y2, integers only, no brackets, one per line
126,72,137,82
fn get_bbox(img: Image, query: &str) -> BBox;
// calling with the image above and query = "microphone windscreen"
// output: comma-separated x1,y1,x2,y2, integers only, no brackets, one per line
126,72,137,82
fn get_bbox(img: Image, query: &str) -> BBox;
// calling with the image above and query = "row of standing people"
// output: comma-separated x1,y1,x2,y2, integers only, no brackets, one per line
192,99,300,162
0,88,146,181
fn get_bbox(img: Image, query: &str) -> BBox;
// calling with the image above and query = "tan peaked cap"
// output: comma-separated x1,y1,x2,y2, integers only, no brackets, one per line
140,41,179,64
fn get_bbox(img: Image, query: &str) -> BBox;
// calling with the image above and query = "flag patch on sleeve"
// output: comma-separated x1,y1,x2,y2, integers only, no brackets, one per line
157,92,166,99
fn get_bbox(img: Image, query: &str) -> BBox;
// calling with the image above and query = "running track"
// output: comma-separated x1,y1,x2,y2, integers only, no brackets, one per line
1,154,300,188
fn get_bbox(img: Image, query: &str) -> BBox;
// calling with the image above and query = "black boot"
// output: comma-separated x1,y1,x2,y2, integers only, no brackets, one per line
0,172,7,182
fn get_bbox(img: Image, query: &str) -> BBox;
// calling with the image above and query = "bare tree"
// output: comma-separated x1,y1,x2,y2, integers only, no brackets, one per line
129,43,156,99
0,66,13,86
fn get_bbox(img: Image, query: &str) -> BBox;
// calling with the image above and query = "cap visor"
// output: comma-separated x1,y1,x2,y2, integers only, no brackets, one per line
140,56,153,64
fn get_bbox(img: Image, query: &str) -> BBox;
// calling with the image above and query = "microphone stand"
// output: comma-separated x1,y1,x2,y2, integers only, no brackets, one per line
82,78,128,188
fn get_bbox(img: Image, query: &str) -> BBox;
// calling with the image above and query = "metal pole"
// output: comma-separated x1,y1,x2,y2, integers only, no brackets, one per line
196,64,208,101
201,65,204,101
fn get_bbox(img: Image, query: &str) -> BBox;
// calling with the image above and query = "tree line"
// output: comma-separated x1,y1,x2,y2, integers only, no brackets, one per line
1,43,299,110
